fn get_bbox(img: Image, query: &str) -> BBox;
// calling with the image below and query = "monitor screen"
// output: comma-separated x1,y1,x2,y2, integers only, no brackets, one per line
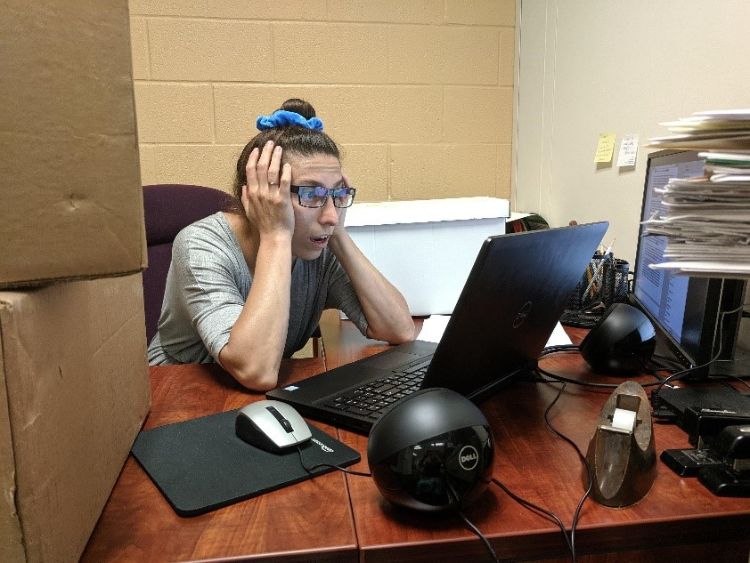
631,150,746,373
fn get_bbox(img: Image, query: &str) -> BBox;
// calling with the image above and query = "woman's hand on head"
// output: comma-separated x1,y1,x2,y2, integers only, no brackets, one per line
330,171,352,241
242,141,294,239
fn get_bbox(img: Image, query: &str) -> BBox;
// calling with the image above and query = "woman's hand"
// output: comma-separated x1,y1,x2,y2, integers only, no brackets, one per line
329,171,351,242
220,140,295,391
327,171,416,345
242,141,294,239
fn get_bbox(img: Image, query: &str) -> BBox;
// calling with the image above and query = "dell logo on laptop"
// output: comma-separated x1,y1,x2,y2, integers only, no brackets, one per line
513,301,533,328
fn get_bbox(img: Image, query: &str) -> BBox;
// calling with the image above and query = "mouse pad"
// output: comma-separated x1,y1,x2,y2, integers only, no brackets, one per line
131,409,361,516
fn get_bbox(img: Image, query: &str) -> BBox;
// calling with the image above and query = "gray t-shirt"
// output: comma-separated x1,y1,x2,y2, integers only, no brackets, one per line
147,212,368,365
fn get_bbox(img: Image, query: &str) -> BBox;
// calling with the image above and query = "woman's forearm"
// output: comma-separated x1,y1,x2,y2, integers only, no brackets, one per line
218,234,293,390
328,229,416,344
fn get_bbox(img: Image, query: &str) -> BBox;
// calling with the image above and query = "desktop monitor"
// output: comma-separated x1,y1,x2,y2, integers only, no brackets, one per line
630,150,747,377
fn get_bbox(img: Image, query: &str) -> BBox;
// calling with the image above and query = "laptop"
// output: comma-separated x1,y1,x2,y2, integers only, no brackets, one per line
267,221,609,434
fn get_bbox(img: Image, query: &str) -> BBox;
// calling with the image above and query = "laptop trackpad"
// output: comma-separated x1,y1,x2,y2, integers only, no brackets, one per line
363,351,424,370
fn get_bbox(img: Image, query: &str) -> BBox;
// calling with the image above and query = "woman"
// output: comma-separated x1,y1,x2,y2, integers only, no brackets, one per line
148,99,416,391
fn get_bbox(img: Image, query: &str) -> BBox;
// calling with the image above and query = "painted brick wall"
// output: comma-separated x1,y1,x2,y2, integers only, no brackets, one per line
129,0,515,202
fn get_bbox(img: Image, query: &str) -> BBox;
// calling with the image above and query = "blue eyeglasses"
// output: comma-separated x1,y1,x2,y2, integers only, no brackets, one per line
290,185,357,208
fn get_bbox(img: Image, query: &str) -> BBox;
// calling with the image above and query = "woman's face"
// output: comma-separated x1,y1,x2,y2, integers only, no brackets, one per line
286,153,345,260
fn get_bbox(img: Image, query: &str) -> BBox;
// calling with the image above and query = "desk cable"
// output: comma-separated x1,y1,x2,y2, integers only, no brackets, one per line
489,378,590,563
651,301,748,394
490,477,573,557
526,310,748,562
541,381,592,563
535,365,667,390
442,484,501,563
295,445,372,477
295,444,504,563
529,345,670,562
538,344,670,388
717,374,750,391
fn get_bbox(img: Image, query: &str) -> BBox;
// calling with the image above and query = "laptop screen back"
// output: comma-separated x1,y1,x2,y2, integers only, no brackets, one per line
424,221,608,399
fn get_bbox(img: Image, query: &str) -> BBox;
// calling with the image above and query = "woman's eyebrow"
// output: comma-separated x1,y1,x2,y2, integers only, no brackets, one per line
294,179,345,188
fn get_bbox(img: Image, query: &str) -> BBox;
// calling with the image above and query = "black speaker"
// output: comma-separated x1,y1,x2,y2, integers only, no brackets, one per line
367,388,494,512
580,303,656,374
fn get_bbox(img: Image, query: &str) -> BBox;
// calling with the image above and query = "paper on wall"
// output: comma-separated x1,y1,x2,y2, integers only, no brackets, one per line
616,134,639,167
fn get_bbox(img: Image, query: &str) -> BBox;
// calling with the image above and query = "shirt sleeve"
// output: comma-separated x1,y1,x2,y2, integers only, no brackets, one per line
170,224,247,361
324,256,369,337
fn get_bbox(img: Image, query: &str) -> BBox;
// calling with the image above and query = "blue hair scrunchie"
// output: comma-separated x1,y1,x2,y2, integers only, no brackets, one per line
256,110,324,132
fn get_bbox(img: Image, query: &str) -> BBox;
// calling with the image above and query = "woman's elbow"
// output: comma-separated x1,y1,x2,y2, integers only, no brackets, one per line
219,349,279,391
233,368,278,392
391,324,418,345
370,319,417,345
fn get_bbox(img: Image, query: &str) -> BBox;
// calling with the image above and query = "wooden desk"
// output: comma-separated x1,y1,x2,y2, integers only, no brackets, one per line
81,356,358,563
324,316,750,563
83,311,750,562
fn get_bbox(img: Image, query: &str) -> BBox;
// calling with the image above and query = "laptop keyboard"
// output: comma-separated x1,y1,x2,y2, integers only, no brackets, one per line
322,358,432,421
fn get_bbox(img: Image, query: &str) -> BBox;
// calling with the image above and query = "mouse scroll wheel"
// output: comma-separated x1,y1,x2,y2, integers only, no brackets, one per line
266,406,294,433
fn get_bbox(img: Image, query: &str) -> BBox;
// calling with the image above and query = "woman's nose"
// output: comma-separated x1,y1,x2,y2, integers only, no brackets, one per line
318,196,339,225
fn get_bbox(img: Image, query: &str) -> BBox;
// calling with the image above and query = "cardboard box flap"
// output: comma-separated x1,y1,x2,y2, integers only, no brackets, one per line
344,197,510,228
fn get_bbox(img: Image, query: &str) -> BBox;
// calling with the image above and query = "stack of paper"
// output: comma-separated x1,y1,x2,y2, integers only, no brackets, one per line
644,109,750,278
648,109,750,151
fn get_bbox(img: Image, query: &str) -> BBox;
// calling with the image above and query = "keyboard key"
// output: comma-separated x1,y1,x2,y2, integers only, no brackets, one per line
403,361,431,374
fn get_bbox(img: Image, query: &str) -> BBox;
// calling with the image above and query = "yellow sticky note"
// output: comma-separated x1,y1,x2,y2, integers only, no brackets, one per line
594,133,616,163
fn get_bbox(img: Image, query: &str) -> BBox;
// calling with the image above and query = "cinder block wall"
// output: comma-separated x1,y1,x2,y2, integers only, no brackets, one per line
129,0,515,202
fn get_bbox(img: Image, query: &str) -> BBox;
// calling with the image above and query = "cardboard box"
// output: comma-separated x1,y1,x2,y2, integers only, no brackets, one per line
345,197,509,315
0,0,146,288
0,274,150,563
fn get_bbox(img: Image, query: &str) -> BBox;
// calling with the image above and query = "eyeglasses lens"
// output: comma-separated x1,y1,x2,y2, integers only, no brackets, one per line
298,187,355,208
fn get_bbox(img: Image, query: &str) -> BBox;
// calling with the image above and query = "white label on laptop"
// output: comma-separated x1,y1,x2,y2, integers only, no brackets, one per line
546,322,573,347
418,315,572,348
417,315,452,343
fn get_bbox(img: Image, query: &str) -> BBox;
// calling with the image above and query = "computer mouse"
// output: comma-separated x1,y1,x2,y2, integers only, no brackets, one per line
235,400,312,453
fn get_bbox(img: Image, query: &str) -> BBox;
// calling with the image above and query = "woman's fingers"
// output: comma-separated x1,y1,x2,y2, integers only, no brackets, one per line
242,141,294,234
277,162,294,232
240,183,252,218
279,162,291,194
268,145,282,187
255,140,276,192
245,147,260,193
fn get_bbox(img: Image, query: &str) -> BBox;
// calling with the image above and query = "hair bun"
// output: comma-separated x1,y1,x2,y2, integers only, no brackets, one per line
280,98,316,120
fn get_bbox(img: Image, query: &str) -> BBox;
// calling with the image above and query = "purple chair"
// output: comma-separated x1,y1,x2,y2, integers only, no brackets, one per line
143,184,232,344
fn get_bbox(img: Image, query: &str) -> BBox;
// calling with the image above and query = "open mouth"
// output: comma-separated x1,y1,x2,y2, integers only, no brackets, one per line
310,234,330,244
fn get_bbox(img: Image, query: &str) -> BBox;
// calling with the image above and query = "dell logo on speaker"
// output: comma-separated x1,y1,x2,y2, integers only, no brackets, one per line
513,301,533,328
458,445,479,471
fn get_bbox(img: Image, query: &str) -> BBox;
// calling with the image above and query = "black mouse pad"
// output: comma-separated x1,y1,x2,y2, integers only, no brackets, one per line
131,409,361,516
